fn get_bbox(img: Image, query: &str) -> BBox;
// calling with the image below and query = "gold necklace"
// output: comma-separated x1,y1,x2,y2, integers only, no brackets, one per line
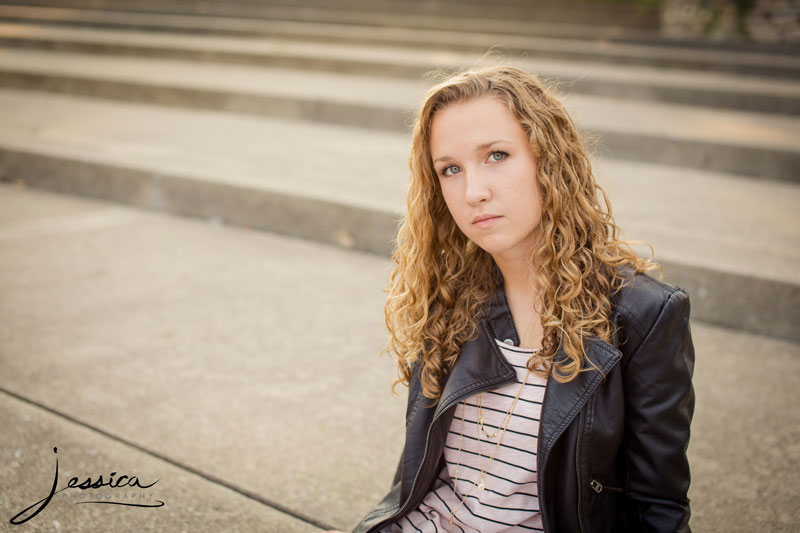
448,368,532,533
477,348,538,439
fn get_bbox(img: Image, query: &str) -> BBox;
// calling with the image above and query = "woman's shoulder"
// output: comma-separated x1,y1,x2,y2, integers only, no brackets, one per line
611,264,691,351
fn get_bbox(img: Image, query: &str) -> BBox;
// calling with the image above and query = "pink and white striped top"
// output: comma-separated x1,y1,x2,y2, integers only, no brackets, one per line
382,338,546,533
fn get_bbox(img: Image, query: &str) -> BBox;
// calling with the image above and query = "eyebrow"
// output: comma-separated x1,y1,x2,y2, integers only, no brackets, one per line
432,140,510,164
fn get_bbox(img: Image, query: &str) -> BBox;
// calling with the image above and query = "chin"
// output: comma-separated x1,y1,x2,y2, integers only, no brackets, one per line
469,237,510,256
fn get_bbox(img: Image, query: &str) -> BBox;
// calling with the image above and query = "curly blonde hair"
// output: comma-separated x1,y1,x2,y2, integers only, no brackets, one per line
386,65,662,402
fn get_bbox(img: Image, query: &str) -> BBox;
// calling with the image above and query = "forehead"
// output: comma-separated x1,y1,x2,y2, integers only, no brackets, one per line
429,96,525,154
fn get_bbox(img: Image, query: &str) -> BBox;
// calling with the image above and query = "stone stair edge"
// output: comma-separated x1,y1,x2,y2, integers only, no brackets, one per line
0,52,797,183
0,3,658,36
0,4,798,79
6,0,664,20
1,21,796,92
0,22,797,116
0,1,663,39
0,143,797,344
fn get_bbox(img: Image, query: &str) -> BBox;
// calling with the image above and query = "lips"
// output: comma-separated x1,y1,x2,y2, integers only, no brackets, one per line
472,214,502,228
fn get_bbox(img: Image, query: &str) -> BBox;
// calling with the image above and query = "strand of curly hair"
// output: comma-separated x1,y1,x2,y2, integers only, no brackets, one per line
384,65,662,403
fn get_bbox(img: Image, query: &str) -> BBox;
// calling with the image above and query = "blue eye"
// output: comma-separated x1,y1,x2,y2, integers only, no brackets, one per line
490,151,508,162
441,165,460,177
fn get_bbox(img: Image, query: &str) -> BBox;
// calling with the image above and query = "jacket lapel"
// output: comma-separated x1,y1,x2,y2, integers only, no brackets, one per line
433,320,517,419
538,337,622,459
478,276,624,445
435,277,624,460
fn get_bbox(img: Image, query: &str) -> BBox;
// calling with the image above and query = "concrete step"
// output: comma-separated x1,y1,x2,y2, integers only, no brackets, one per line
1,184,799,532
1,22,797,115
0,89,797,342
1,0,662,41
1,5,798,78
7,0,663,28
0,48,797,182
0,183,401,531
0,391,319,531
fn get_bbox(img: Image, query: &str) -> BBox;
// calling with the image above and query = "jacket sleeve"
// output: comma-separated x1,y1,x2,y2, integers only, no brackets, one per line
351,361,422,533
622,287,695,532
391,445,404,487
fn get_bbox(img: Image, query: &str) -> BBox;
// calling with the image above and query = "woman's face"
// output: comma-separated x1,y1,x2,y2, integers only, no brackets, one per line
430,95,543,263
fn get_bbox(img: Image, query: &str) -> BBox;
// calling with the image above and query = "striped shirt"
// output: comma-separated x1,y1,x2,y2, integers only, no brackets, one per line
381,339,546,533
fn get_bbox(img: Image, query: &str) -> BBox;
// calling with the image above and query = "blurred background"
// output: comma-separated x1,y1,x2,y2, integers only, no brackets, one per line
0,0,798,531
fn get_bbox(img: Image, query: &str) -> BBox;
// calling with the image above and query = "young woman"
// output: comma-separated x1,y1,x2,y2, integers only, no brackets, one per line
345,65,695,533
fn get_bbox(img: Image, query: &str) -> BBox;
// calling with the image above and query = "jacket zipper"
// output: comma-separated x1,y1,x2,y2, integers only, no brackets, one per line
372,324,516,531
575,409,586,533
590,479,623,493
538,346,623,532
375,383,507,531
367,404,443,532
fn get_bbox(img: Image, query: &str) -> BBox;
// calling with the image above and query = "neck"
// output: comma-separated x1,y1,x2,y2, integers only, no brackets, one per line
492,249,544,350
491,248,539,298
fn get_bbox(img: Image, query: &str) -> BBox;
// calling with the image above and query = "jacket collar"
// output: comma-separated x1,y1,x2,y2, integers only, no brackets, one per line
435,273,623,453
434,319,517,419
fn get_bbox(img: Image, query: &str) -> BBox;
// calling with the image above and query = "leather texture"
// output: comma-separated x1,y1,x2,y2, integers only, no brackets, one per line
353,265,695,533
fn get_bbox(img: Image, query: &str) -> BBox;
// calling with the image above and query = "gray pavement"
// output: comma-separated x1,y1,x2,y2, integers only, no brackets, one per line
1,184,799,532
0,393,319,533
0,183,404,530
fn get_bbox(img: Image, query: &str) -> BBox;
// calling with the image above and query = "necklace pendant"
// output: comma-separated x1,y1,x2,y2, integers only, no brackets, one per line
477,478,485,491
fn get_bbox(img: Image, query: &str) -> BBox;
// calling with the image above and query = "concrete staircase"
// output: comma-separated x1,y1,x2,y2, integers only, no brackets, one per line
0,0,664,42
0,2,797,342
0,3,799,530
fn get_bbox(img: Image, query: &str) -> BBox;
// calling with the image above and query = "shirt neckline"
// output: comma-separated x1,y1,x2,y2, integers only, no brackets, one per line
494,337,539,354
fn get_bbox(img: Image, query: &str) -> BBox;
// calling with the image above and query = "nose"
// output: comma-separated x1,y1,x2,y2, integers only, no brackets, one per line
464,168,490,206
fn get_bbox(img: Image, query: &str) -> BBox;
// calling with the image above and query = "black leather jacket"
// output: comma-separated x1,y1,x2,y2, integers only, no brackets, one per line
354,267,695,532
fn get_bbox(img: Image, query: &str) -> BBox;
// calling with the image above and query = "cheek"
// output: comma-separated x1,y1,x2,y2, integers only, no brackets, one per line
439,183,465,221
507,180,543,227
518,171,542,208
439,187,476,240
507,178,535,206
